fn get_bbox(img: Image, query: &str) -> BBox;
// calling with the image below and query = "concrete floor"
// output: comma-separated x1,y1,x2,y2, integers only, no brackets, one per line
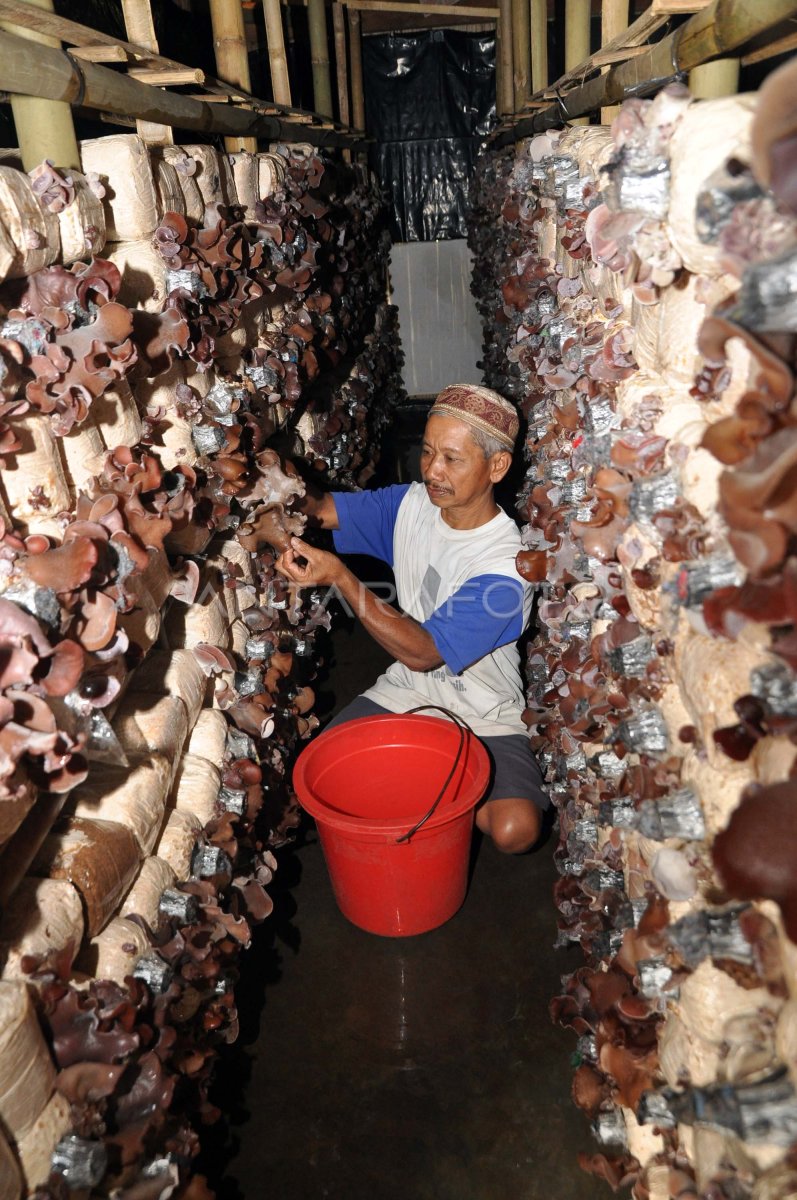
200,589,600,1200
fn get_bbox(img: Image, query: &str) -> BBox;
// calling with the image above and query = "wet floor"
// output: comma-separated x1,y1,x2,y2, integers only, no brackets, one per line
201,570,599,1200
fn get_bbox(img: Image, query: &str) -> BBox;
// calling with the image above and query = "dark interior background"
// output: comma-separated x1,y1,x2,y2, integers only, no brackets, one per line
363,30,496,242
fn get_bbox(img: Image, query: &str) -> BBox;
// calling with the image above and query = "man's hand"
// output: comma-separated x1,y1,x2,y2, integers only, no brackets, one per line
277,535,443,672
275,537,344,588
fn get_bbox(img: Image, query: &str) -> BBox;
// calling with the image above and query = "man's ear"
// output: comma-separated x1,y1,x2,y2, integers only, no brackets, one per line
489,450,512,483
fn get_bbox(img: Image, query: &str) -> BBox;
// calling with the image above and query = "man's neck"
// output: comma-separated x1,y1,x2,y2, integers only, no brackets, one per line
441,497,501,530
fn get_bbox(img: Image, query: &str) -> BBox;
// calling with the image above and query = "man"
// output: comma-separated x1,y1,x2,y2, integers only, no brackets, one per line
275,383,548,853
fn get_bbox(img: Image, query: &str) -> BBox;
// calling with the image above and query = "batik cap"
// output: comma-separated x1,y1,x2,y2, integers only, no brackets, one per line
429,383,519,451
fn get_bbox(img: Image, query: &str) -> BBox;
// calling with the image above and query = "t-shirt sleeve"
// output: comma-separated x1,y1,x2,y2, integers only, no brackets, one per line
421,574,527,675
331,484,410,566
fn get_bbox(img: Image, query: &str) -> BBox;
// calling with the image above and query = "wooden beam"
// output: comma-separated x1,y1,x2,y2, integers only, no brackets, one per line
70,43,128,62
526,0,710,105
491,0,797,146
0,0,198,70
0,0,361,135
128,67,205,84
592,44,646,66
742,28,797,64
650,0,708,12
262,0,292,105
343,0,497,16
187,94,312,119
0,28,366,145
121,0,173,144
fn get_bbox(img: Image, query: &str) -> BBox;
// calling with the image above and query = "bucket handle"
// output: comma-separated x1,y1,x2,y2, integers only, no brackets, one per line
395,705,477,844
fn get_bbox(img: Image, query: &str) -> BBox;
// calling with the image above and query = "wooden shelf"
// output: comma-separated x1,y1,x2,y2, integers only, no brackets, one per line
70,44,128,63
525,0,711,107
489,0,797,149
0,0,176,67
342,0,498,17
128,67,206,85
0,0,364,140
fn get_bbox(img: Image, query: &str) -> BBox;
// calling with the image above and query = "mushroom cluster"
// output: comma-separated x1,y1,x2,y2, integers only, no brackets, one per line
470,76,797,1198
0,137,403,1196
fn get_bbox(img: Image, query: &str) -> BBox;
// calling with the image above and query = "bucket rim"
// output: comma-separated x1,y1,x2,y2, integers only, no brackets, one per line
293,713,490,836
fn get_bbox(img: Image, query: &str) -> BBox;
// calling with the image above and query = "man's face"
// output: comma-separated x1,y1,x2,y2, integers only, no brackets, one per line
420,414,506,512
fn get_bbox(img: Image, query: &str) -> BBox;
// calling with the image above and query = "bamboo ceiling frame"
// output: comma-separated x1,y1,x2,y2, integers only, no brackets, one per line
6,0,791,157
0,0,367,142
488,0,797,149
341,0,497,18
281,0,498,12
526,0,710,105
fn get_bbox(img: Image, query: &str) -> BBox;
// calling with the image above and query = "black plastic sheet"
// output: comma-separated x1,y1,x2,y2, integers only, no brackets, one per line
363,30,496,242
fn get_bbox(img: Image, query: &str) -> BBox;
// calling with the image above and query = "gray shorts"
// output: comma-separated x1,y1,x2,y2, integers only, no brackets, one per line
324,696,550,812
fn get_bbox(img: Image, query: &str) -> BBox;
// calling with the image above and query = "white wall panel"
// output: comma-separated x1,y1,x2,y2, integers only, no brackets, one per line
389,240,483,398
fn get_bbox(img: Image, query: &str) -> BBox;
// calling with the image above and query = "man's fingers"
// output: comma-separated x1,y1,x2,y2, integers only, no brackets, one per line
275,546,312,585
275,552,300,580
289,536,316,569
277,564,306,583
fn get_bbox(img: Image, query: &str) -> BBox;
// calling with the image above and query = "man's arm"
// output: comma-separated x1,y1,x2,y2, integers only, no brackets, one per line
295,484,339,530
275,538,442,673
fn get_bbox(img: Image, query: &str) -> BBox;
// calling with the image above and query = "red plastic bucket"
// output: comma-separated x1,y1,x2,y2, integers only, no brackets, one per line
293,714,490,937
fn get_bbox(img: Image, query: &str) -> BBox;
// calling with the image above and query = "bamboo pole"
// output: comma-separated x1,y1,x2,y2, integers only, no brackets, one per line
529,0,547,96
0,0,79,170
333,2,349,124
565,0,591,125
490,0,797,147
511,0,530,109
262,0,292,105
333,1,351,158
497,0,513,115
119,0,157,49
0,28,364,146
689,56,740,98
209,0,257,151
120,0,174,143
284,2,297,95
600,0,627,122
348,7,365,132
495,8,503,113
308,0,333,118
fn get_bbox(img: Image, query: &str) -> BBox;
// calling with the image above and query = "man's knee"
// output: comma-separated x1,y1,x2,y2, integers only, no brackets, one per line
478,798,542,854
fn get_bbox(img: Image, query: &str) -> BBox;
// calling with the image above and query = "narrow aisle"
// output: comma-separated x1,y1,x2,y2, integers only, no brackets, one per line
203,608,597,1200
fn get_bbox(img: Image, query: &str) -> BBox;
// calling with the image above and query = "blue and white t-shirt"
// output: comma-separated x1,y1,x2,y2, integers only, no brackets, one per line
332,482,533,737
